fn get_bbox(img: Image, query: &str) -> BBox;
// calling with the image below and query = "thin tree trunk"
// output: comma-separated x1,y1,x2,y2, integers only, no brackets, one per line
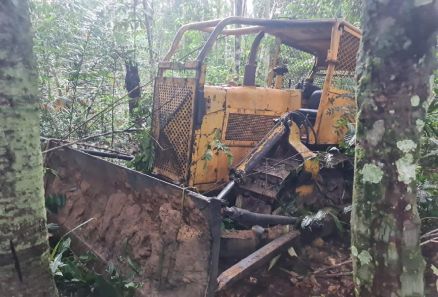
352,1,437,296
125,59,141,125
0,1,58,296
67,30,91,139
142,0,155,82
234,0,244,78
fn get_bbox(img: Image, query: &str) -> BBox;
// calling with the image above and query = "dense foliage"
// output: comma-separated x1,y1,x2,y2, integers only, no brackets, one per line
31,0,360,143
32,0,436,227
29,0,436,295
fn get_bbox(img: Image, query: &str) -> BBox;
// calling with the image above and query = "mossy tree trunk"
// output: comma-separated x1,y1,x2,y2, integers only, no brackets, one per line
352,0,438,296
0,1,58,296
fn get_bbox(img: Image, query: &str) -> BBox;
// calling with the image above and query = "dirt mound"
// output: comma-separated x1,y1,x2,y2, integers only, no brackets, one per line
44,147,222,297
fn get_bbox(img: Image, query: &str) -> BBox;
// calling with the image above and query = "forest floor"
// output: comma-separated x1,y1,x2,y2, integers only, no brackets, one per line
218,237,354,297
219,236,438,297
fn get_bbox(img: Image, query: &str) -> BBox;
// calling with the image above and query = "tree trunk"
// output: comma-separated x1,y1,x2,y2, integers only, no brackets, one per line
142,0,155,83
234,0,244,78
352,1,437,296
124,59,141,125
0,1,58,296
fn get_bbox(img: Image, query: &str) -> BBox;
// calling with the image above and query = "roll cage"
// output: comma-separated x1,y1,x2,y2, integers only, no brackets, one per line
158,17,361,87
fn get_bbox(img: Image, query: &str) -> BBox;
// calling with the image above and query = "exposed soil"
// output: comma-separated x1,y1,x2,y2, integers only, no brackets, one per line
45,148,221,297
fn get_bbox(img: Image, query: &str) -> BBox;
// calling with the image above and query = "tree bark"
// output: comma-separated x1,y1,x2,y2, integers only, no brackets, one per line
142,0,155,82
0,1,58,296
124,59,141,125
352,1,438,296
234,0,245,77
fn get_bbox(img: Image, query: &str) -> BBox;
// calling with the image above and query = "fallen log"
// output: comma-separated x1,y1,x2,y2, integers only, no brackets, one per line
216,230,299,292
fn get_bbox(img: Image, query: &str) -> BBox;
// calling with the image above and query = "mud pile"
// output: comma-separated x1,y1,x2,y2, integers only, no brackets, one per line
44,147,221,297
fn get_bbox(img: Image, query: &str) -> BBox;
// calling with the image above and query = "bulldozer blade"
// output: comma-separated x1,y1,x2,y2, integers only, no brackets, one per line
44,146,222,297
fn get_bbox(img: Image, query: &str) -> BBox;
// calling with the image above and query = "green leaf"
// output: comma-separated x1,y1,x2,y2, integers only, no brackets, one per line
59,237,72,254
124,281,137,289
431,264,438,276
268,254,281,271
45,194,67,213
351,246,358,257
326,209,344,234
106,261,116,276
47,222,59,231
93,276,122,297
202,148,213,161
50,252,66,274
126,256,140,275
358,250,372,265
287,247,298,258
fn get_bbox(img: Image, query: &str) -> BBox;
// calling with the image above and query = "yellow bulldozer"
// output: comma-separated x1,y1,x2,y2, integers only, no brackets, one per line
151,17,361,214
44,17,362,297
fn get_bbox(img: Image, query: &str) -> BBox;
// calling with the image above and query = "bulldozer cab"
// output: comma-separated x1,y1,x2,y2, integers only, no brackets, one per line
151,17,361,189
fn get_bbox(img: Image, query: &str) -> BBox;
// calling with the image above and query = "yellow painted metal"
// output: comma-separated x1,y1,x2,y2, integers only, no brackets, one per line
288,121,320,198
224,86,301,112
311,21,341,145
314,88,356,144
296,184,315,197
152,77,197,182
274,75,284,89
189,86,301,190
153,19,361,192
312,21,360,144
233,123,286,175
288,121,317,161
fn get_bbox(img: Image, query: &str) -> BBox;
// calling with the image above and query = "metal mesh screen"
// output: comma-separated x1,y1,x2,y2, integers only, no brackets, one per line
225,113,277,142
282,47,315,87
331,31,360,92
152,77,196,181
313,68,327,89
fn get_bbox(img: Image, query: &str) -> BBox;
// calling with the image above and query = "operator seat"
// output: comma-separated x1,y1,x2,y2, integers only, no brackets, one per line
308,90,322,110
302,79,320,101
297,79,322,125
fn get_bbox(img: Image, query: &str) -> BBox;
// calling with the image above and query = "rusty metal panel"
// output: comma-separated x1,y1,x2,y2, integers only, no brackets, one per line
44,147,221,297
152,77,197,182
224,113,277,142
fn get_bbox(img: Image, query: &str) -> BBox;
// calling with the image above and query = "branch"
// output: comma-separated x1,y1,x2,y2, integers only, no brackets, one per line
420,237,438,246
63,80,153,139
280,260,352,280
420,227,438,240
312,259,352,275
41,136,128,154
42,129,140,154
315,271,352,278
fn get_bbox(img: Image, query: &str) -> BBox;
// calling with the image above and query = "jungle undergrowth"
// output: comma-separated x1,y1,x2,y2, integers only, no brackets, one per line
48,232,142,297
